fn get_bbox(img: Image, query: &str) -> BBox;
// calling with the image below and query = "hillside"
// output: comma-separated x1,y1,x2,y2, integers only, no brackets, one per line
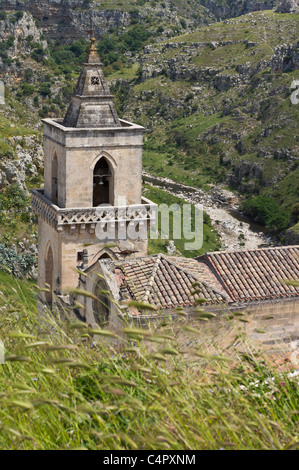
0,5,298,269
110,10,299,233
0,1,290,40
0,0,214,39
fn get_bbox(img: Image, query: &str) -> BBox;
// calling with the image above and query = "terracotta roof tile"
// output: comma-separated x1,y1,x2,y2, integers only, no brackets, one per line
111,254,227,314
197,246,299,302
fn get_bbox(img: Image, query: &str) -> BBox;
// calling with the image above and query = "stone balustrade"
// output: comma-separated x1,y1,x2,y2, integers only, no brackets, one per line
31,189,156,230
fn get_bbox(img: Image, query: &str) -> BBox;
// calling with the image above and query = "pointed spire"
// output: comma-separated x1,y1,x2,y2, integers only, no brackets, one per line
86,36,101,64
62,36,121,128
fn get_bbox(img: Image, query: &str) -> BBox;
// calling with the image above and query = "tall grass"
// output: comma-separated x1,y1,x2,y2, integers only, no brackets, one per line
0,275,298,450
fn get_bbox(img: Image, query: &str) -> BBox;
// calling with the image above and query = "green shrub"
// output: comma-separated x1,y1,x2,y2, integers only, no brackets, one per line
6,36,14,48
242,196,290,232
10,11,24,24
290,203,299,224
31,45,46,63
21,82,35,96
0,184,28,211
0,244,35,277
39,105,49,118
39,82,51,97
24,68,34,82
0,141,15,159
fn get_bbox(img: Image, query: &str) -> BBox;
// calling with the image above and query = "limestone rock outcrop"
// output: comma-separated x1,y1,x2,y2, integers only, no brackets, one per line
198,0,281,19
271,43,299,72
276,0,299,13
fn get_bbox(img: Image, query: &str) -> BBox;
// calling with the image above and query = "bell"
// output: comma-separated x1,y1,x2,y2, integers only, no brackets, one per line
99,176,104,185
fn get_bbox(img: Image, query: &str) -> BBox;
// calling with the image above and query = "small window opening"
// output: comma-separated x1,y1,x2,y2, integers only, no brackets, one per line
91,76,100,85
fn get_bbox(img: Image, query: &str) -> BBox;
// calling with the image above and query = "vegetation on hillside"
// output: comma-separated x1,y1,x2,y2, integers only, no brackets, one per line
143,184,221,257
108,11,299,234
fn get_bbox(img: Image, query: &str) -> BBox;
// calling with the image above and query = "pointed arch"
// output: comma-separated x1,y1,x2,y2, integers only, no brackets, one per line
92,156,114,207
90,151,117,172
88,247,119,268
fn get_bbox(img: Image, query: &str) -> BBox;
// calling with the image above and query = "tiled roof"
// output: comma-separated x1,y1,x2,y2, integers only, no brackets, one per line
112,254,227,313
197,246,299,303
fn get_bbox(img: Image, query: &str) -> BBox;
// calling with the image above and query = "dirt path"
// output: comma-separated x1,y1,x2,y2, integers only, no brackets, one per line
143,172,273,251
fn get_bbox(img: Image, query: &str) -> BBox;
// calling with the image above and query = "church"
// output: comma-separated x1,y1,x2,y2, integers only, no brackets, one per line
31,37,299,337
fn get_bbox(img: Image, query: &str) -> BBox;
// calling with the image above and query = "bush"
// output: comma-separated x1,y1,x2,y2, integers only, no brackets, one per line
33,95,39,107
39,82,51,97
61,84,74,101
70,39,87,57
6,36,14,48
97,36,117,56
242,196,290,232
0,146,14,159
31,45,46,63
53,49,75,65
290,203,299,224
24,68,34,82
39,105,49,118
10,11,24,24
0,244,35,278
121,25,152,51
0,184,28,211
21,82,35,96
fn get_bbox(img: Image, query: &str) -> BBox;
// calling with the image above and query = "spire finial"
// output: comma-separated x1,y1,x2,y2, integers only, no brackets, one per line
88,16,94,39
86,28,101,64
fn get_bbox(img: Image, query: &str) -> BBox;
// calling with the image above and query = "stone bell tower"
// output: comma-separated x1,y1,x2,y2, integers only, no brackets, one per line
31,37,155,306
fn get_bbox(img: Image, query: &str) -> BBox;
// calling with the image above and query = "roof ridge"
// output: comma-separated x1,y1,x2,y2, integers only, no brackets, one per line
200,245,299,303
160,254,203,280
160,254,228,302
143,254,162,304
199,245,299,257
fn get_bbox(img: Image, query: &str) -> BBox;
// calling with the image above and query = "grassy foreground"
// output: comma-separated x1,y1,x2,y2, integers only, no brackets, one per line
0,271,298,450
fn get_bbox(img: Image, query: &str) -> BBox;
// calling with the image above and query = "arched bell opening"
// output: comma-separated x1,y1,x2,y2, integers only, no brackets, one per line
93,157,112,207
45,246,54,305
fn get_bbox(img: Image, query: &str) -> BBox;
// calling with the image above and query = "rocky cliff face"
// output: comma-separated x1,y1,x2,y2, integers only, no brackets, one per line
0,0,296,43
0,0,212,39
276,0,299,13
0,11,47,73
0,0,129,39
271,42,299,72
114,10,299,219
0,136,43,193
198,0,281,19
0,0,289,40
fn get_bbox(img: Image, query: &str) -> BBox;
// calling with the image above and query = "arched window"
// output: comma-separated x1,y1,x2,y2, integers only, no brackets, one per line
45,246,54,305
93,280,110,326
93,157,112,207
51,153,58,205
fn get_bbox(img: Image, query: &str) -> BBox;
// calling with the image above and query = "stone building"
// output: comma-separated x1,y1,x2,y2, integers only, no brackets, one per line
78,247,299,348
32,38,299,340
31,37,156,307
